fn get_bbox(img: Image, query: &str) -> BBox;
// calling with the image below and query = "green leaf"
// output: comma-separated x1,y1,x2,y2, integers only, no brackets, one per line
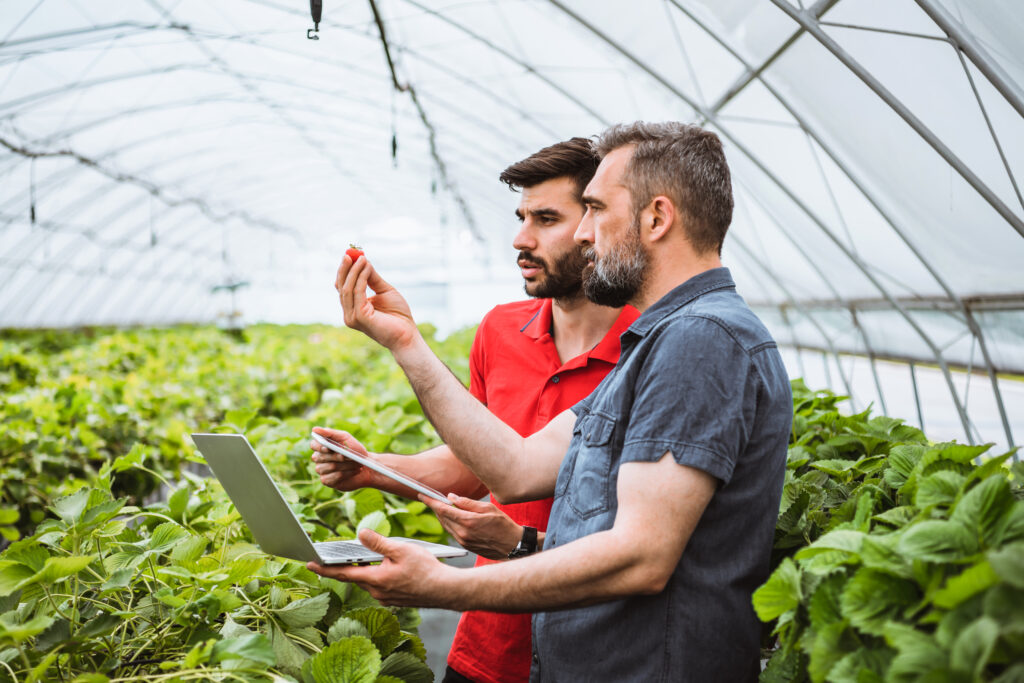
809,459,857,477
169,536,208,565
35,555,96,585
357,511,391,537
307,636,381,683
270,621,310,674
987,542,1024,589
884,622,948,681
220,616,254,639
752,557,801,622
379,651,433,683
0,612,54,644
840,568,918,636
872,506,919,528
273,592,331,630
148,522,190,553
934,442,992,464
1,541,48,571
212,633,276,666
897,520,979,562
167,486,190,520
328,616,370,643
827,648,892,683
345,607,403,656
0,562,35,597
50,488,90,525
951,475,1015,547
394,631,427,662
110,443,148,473
932,560,999,609
859,534,913,579
915,470,967,508
794,529,866,559
807,620,853,683
949,616,999,679
888,444,925,479
807,573,845,631
76,614,121,640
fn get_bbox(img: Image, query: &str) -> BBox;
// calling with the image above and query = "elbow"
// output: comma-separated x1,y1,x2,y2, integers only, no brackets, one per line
635,567,672,596
625,556,675,596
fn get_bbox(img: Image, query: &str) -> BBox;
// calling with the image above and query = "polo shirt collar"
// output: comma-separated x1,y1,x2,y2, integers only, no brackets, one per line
588,305,639,364
520,298,553,340
627,267,736,338
519,298,638,367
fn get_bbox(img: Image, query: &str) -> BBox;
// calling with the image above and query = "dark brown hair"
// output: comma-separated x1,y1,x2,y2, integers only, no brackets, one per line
595,122,733,255
499,137,600,200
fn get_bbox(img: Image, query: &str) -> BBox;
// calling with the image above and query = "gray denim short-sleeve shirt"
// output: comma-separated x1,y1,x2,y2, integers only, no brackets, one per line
530,268,792,683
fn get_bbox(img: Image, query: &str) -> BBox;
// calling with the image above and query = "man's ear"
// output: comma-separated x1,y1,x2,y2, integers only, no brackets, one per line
646,196,676,243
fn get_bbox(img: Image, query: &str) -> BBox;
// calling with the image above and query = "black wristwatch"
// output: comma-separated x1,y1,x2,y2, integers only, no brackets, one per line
507,525,538,559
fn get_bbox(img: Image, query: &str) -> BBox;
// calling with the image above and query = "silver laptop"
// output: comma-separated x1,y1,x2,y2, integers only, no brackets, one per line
190,433,467,565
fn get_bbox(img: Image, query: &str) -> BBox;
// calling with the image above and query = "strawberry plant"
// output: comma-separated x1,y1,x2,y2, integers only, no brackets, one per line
755,380,1024,683
0,323,473,681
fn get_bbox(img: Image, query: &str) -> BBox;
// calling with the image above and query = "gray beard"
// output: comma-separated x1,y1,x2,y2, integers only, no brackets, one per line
581,222,648,308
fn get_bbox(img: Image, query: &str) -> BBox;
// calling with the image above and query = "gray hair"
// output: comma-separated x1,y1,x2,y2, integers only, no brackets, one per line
595,122,733,255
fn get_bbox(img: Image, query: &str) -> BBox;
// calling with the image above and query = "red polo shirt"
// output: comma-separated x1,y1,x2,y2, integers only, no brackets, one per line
446,298,639,683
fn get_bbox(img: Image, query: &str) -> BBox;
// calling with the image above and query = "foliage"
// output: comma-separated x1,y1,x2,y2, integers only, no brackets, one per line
0,323,474,681
755,379,1024,683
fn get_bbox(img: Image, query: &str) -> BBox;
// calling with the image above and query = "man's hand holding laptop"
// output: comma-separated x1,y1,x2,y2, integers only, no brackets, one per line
309,426,527,560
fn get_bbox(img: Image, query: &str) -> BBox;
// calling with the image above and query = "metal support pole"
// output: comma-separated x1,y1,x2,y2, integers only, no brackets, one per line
669,0,1017,450
852,308,888,414
550,0,975,441
909,362,925,431
770,0,1024,238
913,0,1024,120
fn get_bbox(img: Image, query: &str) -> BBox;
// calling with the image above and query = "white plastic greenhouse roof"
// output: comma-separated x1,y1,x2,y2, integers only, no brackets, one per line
1,0,1022,450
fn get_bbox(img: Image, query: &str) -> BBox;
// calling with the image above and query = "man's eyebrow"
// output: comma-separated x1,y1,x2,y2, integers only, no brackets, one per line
528,207,562,218
581,195,604,208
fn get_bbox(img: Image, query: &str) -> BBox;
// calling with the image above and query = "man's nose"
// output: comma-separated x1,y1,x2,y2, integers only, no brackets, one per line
512,223,536,251
574,211,594,246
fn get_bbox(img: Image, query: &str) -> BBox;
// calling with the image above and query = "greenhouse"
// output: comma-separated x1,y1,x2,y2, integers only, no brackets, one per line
1,1,1022,681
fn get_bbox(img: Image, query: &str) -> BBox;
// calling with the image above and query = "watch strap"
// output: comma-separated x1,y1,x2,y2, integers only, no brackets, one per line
508,525,538,559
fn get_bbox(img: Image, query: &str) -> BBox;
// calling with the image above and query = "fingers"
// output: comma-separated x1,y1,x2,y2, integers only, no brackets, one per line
310,427,369,458
351,258,372,319
335,251,359,292
447,495,495,513
358,528,397,555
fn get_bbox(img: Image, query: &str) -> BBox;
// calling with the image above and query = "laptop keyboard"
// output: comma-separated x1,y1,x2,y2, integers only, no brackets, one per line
315,541,381,560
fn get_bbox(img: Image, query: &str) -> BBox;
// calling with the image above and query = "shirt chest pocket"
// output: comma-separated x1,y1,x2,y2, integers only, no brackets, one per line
565,412,617,519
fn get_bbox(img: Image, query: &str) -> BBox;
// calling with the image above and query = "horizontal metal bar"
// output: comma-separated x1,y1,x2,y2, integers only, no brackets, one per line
748,293,1024,312
777,341,1024,378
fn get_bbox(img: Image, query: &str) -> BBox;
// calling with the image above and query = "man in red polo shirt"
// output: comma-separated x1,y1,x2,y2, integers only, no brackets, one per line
311,138,638,683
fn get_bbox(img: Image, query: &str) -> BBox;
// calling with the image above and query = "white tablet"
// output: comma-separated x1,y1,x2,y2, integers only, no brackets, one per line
311,432,452,505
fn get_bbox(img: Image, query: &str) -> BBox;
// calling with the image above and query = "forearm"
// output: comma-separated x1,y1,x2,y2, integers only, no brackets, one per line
375,445,488,500
436,529,662,613
391,335,534,500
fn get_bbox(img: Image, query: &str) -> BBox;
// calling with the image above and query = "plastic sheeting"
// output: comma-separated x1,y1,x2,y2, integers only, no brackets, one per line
1,0,1021,450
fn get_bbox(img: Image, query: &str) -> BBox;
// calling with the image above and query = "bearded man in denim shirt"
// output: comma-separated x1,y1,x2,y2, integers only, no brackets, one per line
311,121,793,682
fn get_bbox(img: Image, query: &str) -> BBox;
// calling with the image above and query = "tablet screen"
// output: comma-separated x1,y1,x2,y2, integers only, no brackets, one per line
311,432,451,505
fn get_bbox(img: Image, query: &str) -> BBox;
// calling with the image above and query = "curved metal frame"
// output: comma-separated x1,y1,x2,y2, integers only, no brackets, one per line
665,0,1018,451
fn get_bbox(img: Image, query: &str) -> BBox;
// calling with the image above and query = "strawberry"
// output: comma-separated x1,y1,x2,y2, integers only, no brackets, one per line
345,244,364,262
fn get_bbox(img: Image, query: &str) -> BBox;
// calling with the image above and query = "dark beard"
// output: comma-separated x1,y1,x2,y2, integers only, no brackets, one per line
581,220,648,308
520,247,589,300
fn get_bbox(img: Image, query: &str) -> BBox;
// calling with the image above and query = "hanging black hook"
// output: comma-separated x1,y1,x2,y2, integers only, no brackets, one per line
308,0,322,40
